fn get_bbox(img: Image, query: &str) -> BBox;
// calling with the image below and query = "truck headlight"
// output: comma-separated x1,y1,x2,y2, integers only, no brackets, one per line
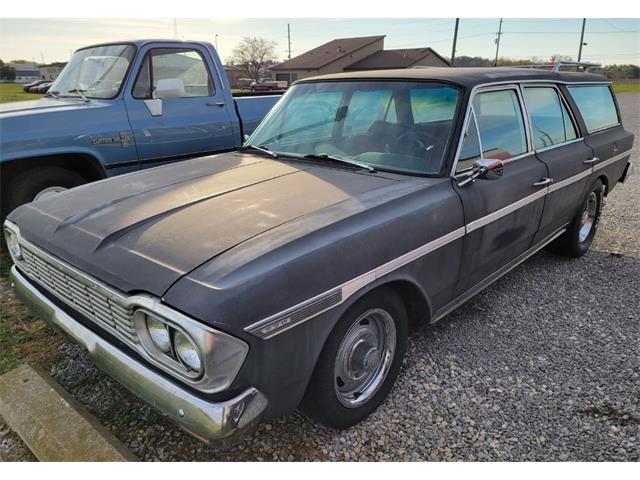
3,222,23,262
174,331,202,373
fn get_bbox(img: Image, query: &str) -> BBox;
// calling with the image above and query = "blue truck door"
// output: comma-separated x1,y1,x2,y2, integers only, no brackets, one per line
123,44,237,166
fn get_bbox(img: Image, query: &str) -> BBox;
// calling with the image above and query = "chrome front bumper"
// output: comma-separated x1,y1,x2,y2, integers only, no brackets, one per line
10,265,267,444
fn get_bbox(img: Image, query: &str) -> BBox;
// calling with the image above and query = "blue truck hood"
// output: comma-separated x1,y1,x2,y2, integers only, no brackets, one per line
0,97,96,118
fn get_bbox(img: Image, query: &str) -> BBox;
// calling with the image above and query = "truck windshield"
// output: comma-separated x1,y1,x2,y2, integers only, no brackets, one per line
49,44,135,100
246,80,461,175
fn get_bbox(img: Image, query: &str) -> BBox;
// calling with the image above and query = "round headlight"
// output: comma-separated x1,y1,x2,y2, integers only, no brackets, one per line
174,331,202,373
146,316,171,353
4,228,22,262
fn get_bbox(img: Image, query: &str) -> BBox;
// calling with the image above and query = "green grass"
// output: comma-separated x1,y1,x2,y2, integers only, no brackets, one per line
612,82,640,93
0,83,44,103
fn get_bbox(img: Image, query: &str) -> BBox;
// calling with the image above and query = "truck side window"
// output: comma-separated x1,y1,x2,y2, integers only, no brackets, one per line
472,89,528,160
133,48,215,99
523,87,577,150
568,85,620,133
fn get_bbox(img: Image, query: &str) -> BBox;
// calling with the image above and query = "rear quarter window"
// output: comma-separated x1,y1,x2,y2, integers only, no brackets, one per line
568,85,620,133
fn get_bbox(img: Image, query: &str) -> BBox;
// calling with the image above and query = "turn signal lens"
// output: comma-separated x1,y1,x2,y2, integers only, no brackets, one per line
174,331,202,373
4,227,22,262
146,316,171,353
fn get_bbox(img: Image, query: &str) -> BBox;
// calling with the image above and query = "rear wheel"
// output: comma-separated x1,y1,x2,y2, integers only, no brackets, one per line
301,287,408,429
4,166,87,218
548,179,604,258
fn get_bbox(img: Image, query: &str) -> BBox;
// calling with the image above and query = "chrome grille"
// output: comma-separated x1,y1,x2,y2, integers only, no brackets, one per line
20,243,138,345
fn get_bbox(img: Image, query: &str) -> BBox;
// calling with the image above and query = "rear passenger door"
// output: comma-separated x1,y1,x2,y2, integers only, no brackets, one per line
522,85,594,244
452,86,548,296
565,84,634,191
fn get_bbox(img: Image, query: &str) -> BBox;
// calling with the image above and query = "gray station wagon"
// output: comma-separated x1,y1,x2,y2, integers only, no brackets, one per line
5,66,634,445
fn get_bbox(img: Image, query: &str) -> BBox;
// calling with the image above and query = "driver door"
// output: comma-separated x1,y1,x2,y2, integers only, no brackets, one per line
123,44,235,167
452,86,548,297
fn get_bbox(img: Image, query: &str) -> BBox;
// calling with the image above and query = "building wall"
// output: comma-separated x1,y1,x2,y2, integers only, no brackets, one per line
9,63,40,83
317,38,385,76
39,66,65,81
412,52,449,68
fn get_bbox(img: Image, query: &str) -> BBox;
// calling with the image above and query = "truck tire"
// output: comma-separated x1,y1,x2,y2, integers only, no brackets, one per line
548,179,604,258
4,166,87,219
300,287,408,429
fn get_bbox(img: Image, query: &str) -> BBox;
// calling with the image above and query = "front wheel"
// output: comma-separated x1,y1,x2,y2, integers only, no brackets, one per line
548,179,604,258
301,287,408,429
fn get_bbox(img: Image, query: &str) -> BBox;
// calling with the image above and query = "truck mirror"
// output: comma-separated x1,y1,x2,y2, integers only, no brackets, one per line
153,79,185,100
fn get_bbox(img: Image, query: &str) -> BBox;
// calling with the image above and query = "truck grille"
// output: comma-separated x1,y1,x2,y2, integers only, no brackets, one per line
20,243,138,346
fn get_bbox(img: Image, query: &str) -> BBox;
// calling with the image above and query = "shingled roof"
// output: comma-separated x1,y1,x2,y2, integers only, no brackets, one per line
345,47,450,70
271,35,385,70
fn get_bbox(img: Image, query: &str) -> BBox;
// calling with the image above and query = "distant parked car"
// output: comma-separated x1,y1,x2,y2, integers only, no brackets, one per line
251,78,287,92
237,78,253,89
30,82,52,94
22,80,49,93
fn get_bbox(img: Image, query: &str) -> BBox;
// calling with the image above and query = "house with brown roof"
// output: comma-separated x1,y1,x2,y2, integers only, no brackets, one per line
270,36,449,84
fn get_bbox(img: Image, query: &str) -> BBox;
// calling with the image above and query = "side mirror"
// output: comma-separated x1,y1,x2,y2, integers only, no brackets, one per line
456,159,504,187
153,78,185,99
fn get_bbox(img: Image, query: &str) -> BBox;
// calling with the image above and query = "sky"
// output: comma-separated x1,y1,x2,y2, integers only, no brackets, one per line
0,18,638,66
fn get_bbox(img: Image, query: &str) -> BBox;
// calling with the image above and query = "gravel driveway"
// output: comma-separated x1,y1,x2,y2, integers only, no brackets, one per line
3,94,639,462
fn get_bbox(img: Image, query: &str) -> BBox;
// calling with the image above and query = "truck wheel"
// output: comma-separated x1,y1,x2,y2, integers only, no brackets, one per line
548,179,604,258
301,287,408,429
4,166,87,218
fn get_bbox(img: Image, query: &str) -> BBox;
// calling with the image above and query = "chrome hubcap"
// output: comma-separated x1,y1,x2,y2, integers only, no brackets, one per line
578,192,597,243
34,186,67,202
334,308,396,408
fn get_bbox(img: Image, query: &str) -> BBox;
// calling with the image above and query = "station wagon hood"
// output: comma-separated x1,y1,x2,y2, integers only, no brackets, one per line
9,153,409,297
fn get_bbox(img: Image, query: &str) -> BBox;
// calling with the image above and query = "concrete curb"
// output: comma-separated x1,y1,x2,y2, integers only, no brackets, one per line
0,363,137,461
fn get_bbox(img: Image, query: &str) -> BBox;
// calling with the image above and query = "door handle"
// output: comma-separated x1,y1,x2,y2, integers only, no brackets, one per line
533,177,554,187
583,157,600,164
207,101,226,108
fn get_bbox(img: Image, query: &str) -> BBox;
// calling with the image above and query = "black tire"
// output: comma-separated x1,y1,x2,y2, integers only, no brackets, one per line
548,179,604,258
300,287,408,429
4,166,86,219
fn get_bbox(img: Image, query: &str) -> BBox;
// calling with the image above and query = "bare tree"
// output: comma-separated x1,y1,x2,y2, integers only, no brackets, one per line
230,37,278,82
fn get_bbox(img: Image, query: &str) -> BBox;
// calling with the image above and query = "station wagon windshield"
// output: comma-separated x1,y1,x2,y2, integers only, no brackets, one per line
49,44,135,99
246,81,462,175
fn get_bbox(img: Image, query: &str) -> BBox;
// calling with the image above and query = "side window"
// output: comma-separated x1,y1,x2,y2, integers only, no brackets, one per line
524,87,577,150
568,85,619,133
457,110,482,171
133,48,214,99
472,89,528,160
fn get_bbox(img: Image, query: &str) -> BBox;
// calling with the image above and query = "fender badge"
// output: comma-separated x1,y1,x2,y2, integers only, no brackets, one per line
91,132,131,148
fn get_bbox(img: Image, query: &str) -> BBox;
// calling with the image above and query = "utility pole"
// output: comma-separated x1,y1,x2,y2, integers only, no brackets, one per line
40,51,45,65
494,18,503,67
577,18,587,62
287,23,292,59
450,18,460,67
215,34,219,50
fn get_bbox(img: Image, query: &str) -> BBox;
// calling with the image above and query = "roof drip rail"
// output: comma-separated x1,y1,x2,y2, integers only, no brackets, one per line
507,61,601,72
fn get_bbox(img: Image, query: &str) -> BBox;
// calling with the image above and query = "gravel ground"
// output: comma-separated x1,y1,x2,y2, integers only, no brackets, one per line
2,94,638,462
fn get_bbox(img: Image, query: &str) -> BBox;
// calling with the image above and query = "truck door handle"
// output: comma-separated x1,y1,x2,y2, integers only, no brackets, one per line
207,101,226,108
584,157,600,164
533,177,554,187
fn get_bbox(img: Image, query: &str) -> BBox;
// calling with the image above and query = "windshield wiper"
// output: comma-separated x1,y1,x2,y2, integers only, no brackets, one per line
65,88,89,101
303,153,376,173
240,144,279,159
45,90,59,98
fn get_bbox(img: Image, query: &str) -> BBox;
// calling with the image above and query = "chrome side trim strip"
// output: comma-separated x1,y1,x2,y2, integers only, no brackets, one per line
535,137,583,154
244,227,466,339
593,150,632,172
466,189,547,233
548,168,592,193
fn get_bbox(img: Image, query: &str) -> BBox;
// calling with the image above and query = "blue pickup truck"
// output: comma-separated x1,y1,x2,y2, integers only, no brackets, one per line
0,40,280,219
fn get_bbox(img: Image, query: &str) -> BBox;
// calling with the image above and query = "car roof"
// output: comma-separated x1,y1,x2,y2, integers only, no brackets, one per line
299,67,609,88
